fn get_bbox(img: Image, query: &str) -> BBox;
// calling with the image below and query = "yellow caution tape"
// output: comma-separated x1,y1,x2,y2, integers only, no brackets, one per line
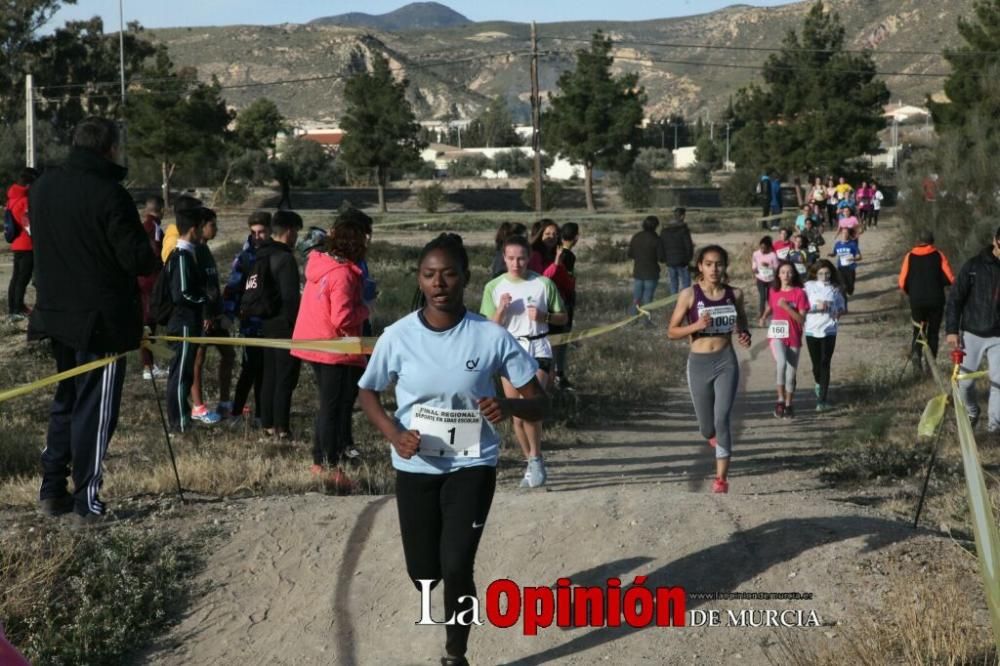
0,353,125,404
950,383,1000,651
917,393,949,439
150,295,681,353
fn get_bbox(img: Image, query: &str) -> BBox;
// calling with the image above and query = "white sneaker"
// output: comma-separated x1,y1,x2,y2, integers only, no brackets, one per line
142,368,153,380
527,456,547,488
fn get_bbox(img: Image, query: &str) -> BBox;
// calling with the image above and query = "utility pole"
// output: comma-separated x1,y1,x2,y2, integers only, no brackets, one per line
25,75,35,168
725,122,732,171
530,21,543,213
118,0,128,165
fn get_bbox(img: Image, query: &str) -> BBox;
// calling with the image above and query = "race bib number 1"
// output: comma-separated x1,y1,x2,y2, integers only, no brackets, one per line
768,321,790,340
411,405,482,458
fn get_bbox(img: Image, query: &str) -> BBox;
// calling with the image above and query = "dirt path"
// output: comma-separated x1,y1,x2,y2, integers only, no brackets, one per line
139,224,936,665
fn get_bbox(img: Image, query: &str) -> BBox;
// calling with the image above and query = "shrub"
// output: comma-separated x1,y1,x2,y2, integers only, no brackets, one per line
720,168,762,207
1,526,200,664
447,155,491,178
585,235,629,263
619,165,653,210
521,179,564,211
416,183,446,213
635,147,674,172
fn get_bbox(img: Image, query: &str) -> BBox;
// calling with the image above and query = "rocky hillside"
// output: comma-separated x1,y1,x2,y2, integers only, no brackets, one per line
149,0,967,124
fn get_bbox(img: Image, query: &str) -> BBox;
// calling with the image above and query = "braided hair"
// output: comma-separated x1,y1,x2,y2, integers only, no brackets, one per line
412,233,470,310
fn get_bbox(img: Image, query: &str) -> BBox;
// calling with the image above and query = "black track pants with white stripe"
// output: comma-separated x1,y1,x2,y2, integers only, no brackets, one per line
166,325,198,431
40,340,126,516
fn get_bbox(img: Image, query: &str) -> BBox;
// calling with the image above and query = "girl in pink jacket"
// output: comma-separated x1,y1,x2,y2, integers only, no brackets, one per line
292,221,369,492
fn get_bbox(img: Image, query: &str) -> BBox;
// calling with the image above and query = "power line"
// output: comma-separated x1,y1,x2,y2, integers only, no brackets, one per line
539,49,950,78
543,35,992,59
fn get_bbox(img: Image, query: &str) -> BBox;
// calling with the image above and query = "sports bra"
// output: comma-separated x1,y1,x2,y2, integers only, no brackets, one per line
688,284,738,338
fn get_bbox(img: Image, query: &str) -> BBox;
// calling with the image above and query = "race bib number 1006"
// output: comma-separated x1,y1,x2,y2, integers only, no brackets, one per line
411,405,482,458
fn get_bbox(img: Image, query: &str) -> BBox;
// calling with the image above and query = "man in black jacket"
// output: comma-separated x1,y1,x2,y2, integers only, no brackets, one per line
258,209,302,439
627,215,665,315
899,230,954,361
659,207,694,294
29,117,159,522
945,227,1000,432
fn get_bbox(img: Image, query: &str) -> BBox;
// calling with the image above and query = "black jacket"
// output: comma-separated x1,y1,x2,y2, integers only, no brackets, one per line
28,148,159,353
628,230,665,280
899,244,954,308
945,247,1000,337
195,243,222,318
256,240,300,338
166,244,206,331
659,219,694,267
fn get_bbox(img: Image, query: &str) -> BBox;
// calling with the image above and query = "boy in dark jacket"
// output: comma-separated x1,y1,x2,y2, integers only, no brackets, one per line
165,207,207,432
946,226,1000,432
628,215,665,314
659,207,694,294
190,208,236,423
899,231,954,361
224,211,272,422
257,209,303,438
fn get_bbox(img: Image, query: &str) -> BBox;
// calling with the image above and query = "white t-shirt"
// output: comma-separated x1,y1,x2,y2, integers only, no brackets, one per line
480,271,564,358
873,190,884,211
804,281,846,338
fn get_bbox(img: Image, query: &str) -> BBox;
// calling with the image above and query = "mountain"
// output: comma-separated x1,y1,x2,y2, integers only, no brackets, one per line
149,0,967,124
308,2,471,32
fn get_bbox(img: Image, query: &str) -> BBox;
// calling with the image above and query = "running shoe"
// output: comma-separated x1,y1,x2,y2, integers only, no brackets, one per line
216,401,234,419
773,403,785,419
142,368,153,381
441,657,470,666
783,405,795,419
345,448,361,459
527,456,547,488
969,412,981,429
555,375,575,391
326,468,356,494
519,471,531,489
712,478,729,494
191,404,222,425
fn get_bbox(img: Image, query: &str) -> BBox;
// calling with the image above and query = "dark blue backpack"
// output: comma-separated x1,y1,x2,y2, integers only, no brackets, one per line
3,208,20,243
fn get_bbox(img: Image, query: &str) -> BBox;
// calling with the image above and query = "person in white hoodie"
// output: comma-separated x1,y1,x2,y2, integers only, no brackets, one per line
803,259,847,412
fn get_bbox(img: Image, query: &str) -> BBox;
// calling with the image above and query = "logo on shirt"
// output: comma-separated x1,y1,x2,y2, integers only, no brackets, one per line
465,358,481,371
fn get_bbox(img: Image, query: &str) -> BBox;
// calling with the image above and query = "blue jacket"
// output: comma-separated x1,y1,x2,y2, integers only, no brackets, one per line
222,235,262,336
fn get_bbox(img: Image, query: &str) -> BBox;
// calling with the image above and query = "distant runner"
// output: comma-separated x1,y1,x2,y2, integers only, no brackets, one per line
804,260,846,412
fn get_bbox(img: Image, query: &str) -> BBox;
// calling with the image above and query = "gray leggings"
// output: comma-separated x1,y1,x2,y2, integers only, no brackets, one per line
769,340,800,393
686,346,740,459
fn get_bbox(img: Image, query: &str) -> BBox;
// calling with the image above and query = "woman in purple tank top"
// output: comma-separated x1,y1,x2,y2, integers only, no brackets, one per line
668,245,751,494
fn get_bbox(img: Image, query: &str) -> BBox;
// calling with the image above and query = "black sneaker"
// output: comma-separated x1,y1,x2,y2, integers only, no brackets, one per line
784,405,795,419
37,495,74,517
441,657,470,666
555,376,575,391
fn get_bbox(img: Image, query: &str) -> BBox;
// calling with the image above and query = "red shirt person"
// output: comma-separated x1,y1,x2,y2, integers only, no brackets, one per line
5,167,38,318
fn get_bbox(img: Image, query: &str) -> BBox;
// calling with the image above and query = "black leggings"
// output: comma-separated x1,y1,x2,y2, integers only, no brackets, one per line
232,346,264,418
806,335,837,402
8,250,33,315
396,466,496,659
260,348,300,431
841,269,856,297
310,362,361,465
910,304,944,359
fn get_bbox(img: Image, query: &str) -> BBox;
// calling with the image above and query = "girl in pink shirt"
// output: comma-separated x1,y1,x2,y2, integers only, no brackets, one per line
751,236,779,317
758,261,810,418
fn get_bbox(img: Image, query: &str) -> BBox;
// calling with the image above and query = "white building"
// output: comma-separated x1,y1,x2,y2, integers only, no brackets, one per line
420,144,585,180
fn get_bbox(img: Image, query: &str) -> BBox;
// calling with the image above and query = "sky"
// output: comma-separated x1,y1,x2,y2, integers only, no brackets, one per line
47,0,794,30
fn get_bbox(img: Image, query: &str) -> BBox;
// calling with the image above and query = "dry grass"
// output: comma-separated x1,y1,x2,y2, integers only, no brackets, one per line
770,541,999,666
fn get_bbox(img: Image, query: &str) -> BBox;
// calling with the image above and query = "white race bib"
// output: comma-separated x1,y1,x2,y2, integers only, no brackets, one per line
699,304,738,336
776,248,790,260
838,252,855,267
768,321,790,339
795,263,807,275
808,244,818,254
757,266,775,282
411,405,482,458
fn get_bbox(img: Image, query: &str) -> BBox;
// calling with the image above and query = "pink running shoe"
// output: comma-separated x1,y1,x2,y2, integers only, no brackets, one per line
712,478,729,494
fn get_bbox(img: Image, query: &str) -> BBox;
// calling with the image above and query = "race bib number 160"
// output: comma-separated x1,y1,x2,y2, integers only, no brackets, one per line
411,405,482,458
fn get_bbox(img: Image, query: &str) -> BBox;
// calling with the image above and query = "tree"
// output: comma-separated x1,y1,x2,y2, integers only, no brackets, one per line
464,97,521,148
0,0,72,124
274,137,339,188
339,55,425,212
125,47,233,205
28,18,155,140
729,2,888,176
234,98,286,153
695,134,722,170
542,31,646,211
928,0,1000,130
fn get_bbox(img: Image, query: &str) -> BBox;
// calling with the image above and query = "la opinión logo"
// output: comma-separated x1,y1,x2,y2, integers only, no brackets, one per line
415,577,686,635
